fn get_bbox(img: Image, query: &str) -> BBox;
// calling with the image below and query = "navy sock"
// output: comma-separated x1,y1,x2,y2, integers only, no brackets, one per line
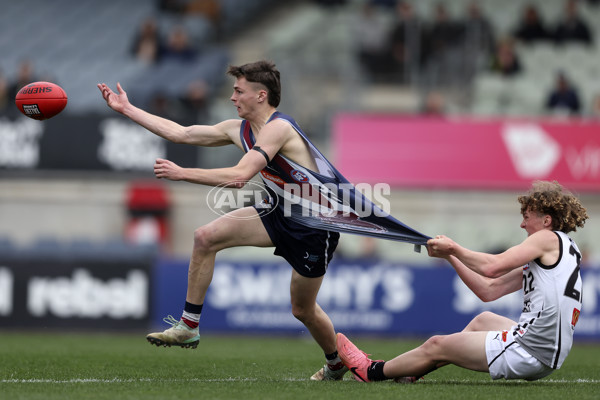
184,301,203,314
367,361,388,381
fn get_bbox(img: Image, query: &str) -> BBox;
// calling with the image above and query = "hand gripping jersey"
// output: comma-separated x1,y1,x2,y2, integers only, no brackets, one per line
240,112,430,248
514,231,583,369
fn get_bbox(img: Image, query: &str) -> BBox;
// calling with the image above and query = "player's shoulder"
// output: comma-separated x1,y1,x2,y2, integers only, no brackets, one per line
215,118,243,131
527,229,560,252
267,116,293,128
262,117,296,138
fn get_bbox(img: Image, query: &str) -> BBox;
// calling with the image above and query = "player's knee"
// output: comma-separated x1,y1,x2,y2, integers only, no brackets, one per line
466,311,495,332
193,226,217,252
420,335,445,357
290,302,313,323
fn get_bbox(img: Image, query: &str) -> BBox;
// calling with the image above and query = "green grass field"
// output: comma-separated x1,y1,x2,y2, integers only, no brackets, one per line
0,332,598,400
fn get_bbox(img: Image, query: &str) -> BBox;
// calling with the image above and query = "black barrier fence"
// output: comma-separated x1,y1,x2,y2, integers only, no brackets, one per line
0,114,198,173
0,257,153,330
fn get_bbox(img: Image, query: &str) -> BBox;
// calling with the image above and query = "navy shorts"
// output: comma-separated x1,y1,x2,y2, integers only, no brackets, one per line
256,205,339,278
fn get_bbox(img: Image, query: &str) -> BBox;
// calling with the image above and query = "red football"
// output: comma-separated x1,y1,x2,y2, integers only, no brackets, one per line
15,81,68,120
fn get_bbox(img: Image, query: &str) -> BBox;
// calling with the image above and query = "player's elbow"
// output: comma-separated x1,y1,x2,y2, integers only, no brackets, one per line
480,258,507,279
222,169,254,188
170,126,194,144
477,289,503,303
472,278,505,302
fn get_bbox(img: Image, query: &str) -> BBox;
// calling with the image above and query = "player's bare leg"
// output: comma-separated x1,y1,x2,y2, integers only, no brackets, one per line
185,207,273,305
384,313,515,381
382,331,489,379
147,207,273,348
382,311,517,377
288,271,348,380
338,331,489,382
462,311,516,332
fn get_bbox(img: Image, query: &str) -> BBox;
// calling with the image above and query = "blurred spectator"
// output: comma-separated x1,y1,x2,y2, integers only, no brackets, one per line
8,60,37,100
131,17,163,64
589,93,600,118
159,0,186,14
353,2,393,82
420,90,446,116
186,0,222,37
370,0,397,8
0,69,9,114
423,3,463,62
387,1,424,84
313,0,348,6
186,0,220,21
489,37,522,76
161,25,197,62
421,3,465,87
553,0,592,46
513,4,551,43
545,72,581,115
461,1,496,79
462,1,495,55
178,79,210,124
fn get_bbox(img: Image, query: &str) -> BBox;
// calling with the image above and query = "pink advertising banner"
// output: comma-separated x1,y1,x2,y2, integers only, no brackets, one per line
332,115,600,191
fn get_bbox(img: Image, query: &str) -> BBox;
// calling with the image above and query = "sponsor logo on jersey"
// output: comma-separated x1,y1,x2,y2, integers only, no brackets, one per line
290,169,309,182
502,330,508,342
260,171,285,185
572,308,580,327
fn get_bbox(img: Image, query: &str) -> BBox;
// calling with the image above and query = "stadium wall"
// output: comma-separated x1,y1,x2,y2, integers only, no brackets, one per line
1,257,599,340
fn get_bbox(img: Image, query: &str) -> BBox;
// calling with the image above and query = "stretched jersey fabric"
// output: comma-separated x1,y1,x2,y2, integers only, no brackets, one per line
514,231,583,369
239,111,430,248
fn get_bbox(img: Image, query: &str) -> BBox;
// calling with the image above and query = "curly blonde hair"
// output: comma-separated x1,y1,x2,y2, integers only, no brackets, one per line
518,181,588,233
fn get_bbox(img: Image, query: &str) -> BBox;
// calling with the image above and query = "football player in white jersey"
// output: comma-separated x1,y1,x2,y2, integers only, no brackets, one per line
337,180,588,382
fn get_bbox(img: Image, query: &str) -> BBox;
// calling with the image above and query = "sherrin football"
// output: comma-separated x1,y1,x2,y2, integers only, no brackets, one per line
15,81,68,120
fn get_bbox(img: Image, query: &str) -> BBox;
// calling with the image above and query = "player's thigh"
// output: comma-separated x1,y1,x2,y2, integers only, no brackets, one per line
436,331,489,372
463,311,517,332
199,207,273,249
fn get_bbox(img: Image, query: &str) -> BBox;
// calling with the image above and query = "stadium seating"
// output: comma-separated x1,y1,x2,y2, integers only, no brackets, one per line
0,0,278,115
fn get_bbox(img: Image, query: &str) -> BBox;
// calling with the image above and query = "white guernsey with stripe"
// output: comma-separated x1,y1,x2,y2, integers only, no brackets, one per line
514,231,583,369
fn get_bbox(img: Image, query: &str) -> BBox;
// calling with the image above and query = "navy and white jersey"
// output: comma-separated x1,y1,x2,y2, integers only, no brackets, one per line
238,111,430,246
514,231,583,369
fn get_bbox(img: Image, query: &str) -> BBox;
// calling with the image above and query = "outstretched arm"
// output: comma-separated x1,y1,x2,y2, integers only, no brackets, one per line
427,231,555,279
97,82,239,147
152,116,296,187
153,148,268,187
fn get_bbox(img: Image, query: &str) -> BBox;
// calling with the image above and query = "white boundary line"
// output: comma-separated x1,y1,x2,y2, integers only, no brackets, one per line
1,378,599,384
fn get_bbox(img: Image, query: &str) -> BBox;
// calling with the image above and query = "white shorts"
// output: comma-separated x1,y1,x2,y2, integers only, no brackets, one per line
485,330,553,381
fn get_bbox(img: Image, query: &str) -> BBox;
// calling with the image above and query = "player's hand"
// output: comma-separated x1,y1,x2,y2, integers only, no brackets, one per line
97,82,129,114
154,158,185,181
427,235,456,258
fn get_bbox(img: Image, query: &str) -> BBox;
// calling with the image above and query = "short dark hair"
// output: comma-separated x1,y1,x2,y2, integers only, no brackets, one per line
227,60,281,107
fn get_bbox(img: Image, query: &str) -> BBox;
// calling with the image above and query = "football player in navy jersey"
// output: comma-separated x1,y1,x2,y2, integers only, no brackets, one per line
99,60,349,380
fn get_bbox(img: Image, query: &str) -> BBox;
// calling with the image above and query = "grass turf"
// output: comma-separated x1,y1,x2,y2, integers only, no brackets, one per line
0,332,598,400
